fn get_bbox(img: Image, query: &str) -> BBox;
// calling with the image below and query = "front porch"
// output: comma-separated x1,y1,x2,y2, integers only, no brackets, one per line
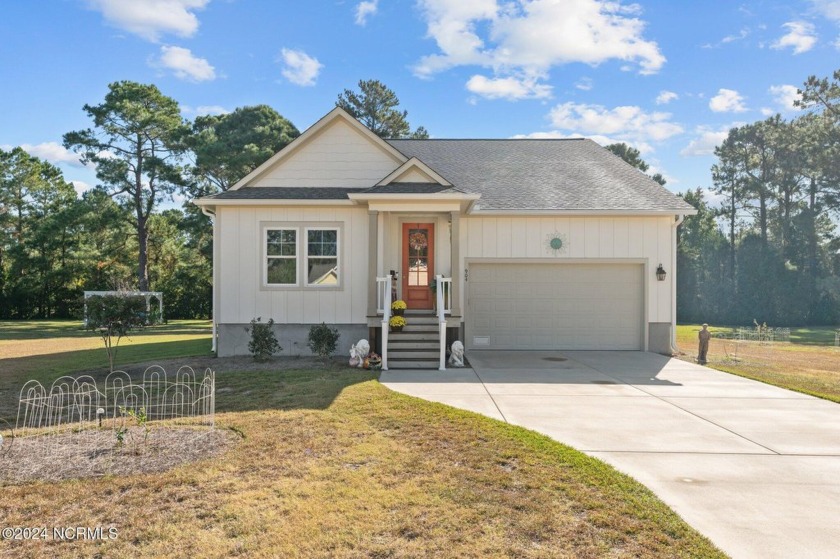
360,207,465,370
369,274,457,370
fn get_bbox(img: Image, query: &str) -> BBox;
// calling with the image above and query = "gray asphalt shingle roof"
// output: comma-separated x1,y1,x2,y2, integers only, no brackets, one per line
386,138,693,212
202,138,693,213
361,182,466,194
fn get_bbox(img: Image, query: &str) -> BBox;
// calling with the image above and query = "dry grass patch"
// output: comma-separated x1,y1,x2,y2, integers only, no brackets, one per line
0,427,237,483
0,366,724,559
676,324,840,403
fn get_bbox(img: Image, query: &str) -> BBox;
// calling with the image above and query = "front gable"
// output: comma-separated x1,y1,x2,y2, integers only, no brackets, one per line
234,108,407,189
376,157,452,186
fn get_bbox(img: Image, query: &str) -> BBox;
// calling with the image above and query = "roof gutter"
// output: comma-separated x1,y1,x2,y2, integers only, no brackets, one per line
470,208,699,217
193,198,356,206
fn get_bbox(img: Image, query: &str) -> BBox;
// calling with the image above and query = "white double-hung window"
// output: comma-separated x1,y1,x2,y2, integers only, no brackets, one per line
263,225,340,288
265,228,297,285
305,228,339,286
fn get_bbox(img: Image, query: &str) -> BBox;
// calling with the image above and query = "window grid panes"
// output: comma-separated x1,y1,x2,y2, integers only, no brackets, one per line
266,228,297,285
306,229,339,286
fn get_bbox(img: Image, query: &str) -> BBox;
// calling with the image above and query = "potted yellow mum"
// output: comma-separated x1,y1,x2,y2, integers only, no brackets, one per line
389,315,406,332
391,299,407,316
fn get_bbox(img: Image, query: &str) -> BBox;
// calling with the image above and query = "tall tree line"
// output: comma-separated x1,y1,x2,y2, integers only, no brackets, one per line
0,79,423,320
678,70,840,325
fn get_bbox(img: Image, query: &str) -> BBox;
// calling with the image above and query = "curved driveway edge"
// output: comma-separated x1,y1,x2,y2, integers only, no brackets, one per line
380,351,840,559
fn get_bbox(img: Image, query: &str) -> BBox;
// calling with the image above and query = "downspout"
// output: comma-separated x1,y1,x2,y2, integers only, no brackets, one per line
670,214,686,355
200,206,218,353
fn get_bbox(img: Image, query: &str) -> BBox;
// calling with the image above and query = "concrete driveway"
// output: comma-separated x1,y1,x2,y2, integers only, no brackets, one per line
380,351,840,559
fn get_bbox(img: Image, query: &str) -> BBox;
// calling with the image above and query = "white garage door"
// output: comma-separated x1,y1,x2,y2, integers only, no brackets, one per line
466,263,644,350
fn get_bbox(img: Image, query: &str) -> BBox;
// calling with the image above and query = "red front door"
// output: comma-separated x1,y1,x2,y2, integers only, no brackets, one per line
402,223,434,310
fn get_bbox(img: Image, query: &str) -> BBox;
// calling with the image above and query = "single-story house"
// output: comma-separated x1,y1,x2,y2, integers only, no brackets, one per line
194,107,696,368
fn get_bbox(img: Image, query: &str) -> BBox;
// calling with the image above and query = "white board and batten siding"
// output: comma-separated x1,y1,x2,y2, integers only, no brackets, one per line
460,215,674,350
217,206,369,325
250,119,401,188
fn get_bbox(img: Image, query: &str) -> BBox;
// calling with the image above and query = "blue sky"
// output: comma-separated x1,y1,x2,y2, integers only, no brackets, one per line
2,0,840,200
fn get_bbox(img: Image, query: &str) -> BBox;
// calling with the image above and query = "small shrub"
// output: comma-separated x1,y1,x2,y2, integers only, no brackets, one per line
391,300,407,311
308,322,340,358
85,294,147,372
389,315,406,328
246,317,281,362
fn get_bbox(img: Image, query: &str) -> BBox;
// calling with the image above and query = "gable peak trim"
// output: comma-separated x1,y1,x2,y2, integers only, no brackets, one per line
376,156,452,186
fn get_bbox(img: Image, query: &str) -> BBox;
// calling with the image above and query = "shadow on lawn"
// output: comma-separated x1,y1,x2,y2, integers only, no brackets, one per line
0,350,374,422
213,367,377,414
0,339,214,420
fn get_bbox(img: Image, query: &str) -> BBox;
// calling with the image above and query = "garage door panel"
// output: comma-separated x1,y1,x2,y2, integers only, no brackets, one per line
467,263,643,350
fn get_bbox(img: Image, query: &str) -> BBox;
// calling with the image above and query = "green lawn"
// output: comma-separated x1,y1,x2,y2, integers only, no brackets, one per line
0,322,725,558
676,323,837,345
0,319,213,380
677,323,840,403
0,319,210,341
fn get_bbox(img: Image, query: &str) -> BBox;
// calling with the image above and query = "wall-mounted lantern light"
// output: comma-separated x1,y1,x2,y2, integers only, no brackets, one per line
656,264,667,282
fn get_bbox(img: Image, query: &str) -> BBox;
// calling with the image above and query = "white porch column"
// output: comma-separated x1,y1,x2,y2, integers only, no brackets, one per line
367,210,378,317
450,211,461,317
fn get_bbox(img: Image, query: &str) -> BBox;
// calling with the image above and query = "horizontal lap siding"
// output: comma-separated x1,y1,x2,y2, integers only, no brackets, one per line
217,206,368,325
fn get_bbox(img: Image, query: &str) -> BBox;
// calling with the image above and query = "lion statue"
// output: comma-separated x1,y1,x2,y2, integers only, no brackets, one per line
448,340,465,367
350,339,370,368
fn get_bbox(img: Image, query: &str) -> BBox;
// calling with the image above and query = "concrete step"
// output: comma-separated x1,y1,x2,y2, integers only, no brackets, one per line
399,314,440,325
387,358,440,369
389,341,439,350
400,325,439,333
388,332,438,341
388,350,440,359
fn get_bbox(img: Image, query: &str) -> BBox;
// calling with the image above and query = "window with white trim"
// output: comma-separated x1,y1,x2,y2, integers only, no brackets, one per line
305,228,339,286
265,228,297,285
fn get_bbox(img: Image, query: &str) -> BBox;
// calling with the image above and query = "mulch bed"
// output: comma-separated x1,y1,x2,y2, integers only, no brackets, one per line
0,426,239,485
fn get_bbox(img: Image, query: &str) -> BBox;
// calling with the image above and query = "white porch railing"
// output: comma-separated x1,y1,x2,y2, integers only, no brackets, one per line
376,276,392,370
436,275,452,371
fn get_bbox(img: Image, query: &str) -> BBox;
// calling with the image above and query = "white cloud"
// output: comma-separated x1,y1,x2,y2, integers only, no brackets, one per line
85,0,208,42
656,90,678,105
155,46,216,81
196,105,229,116
413,0,665,101
702,27,750,49
71,180,94,196
19,142,86,167
520,102,683,153
771,21,818,54
511,130,634,148
355,0,378,25
722,28,750,44
575,77,593,91
547,102,683,144
768,84,802,111
680,126,732,156
181,105,230,116
698,187,727,208
810,0,840,22
279,48,323,86
709,88,747,113
465,74,552,100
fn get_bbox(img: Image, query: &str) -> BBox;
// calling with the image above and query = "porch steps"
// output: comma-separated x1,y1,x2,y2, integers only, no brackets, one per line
387,313,441,369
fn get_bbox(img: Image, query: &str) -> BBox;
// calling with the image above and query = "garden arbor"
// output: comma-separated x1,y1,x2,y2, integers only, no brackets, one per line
83,291,163,325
